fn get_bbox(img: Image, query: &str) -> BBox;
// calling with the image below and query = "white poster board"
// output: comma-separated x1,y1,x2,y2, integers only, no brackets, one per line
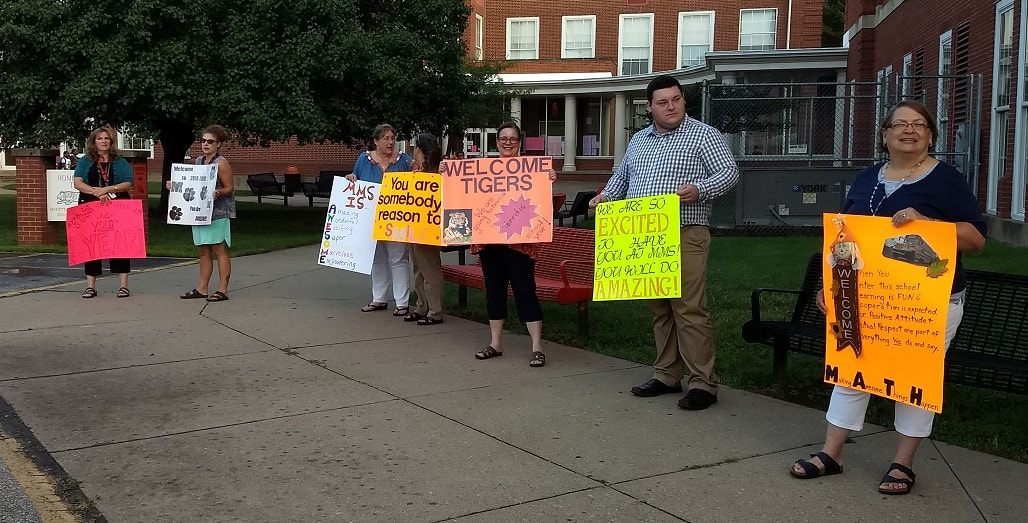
167,163,218,225
46,169,78,221
317,178,379,274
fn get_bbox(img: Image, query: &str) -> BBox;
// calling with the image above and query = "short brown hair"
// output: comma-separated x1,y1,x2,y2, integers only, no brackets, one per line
879,100,939,153
202,124,230,143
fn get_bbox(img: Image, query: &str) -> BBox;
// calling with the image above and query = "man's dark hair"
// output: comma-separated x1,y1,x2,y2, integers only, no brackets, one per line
646,75,683,102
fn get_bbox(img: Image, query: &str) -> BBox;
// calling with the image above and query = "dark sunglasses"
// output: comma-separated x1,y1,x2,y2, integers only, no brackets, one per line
199,138,219,144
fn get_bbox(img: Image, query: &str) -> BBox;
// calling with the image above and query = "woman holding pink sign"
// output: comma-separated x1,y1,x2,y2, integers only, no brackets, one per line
73,127,134,299
472,122,556,367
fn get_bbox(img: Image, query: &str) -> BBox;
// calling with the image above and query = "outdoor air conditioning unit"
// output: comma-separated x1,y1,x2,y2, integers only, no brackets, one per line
736,167,863,227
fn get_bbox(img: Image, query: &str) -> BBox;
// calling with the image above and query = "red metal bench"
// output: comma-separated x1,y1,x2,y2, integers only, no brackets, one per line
442,227,595,339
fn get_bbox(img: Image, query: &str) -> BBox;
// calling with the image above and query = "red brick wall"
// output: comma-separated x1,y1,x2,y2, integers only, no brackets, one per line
14,152,59,245
150,138,364,177
483,0,823,74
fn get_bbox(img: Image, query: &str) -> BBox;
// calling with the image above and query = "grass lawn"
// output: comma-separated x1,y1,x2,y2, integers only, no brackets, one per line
145,181,253,198
0,195,325,257
444,234,1028,463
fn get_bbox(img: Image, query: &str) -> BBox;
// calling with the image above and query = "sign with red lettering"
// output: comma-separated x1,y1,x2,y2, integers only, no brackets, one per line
66,199,147,266
318,179,378,273
439,156,553,245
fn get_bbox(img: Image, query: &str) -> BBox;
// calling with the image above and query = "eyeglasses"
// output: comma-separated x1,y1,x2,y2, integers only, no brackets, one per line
199,138,219,144
497,137,520,144
887,121,929,131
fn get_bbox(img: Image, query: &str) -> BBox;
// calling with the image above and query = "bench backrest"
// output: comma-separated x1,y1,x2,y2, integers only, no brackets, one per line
795,253,826,325
247,172,278,183
319,171,348,189
565,191,597,214
535,227,594,285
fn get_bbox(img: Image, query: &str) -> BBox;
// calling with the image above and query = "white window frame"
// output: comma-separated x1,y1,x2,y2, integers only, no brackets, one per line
561,15,595,59
1013,0,1028,221
475,14,483,61
901,53,913,97
677,11,715,68
738,8,777,51
988,0,1016,215
618,13,654,76
875,65,893,154
937,30,952,155
506,17,539,60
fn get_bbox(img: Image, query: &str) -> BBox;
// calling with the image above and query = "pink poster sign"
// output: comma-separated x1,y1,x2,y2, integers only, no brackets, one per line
66,200,147,266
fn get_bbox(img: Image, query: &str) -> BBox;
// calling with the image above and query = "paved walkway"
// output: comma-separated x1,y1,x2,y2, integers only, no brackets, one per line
0,245,1025,522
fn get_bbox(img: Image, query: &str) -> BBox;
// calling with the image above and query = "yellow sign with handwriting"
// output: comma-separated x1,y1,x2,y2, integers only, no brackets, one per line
593,194,681,301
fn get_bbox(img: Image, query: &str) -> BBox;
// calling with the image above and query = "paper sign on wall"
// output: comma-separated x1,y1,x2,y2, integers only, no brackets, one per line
66,199,147,266
46,169,78,221
822,213,957,413
167,163,218,225
593,194,681,301
317,179,379,274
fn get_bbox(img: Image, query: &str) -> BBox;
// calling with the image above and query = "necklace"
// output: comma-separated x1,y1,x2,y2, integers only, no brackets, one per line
869,156,929,216
884,155,928,182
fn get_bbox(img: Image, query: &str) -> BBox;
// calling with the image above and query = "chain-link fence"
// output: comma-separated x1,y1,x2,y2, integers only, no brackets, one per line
700,74,982,234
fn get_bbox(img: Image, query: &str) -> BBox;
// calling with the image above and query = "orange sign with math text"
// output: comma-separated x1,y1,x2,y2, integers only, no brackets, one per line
822,214,956,413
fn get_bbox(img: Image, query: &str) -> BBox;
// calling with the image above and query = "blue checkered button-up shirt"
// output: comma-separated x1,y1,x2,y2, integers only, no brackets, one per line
603,117,739,226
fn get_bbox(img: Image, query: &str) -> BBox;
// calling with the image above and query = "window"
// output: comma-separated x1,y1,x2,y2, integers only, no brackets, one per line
1014,0,1028,220
937,31,952,154
619,14,653,75
506,17,539,60
678,12,714,68
118,128,153,154
739,9,777,51
562,16,595,59
988,1,1015,214
901,53,913,97
475,15,483,60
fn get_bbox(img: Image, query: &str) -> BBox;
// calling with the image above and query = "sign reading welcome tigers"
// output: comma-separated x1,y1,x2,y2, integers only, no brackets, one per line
372,157,553,246
593,194,681,301
822,213,957,413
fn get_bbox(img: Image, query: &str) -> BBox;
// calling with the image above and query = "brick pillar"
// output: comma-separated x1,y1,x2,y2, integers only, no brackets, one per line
121,150,151,231
14,148,60,245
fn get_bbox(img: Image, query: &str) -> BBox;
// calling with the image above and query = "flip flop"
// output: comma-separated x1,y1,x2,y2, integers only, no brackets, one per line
392,307,409,317
180,289,207,299
206,291,229,302
360,303,387,312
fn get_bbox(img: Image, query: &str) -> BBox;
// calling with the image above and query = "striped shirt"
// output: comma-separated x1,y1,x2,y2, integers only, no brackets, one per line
602,117,739,226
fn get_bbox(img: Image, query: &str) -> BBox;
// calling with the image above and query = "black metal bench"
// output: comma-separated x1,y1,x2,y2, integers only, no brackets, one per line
246,173,289,205
300,171,348,207
554,190,596,227
741,252,1028,395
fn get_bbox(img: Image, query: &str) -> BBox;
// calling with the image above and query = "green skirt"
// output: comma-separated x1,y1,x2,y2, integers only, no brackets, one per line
192,217,232,247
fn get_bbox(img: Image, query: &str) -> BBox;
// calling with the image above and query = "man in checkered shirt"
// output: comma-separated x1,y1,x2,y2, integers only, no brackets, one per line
591,75,738,410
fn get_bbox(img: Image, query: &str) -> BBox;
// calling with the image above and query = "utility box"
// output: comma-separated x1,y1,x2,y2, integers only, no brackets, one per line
736,167,863,226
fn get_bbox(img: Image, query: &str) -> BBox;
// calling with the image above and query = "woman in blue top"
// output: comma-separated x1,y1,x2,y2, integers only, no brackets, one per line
73,127,135,299
790,100,986,495
346,124,413,315
172,125,236,302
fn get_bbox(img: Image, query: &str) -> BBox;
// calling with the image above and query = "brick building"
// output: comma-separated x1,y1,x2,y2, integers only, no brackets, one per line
845,0,1028,244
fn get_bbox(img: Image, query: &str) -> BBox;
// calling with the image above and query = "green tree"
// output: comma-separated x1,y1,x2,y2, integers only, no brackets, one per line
0,0,482,212
822,0,845,47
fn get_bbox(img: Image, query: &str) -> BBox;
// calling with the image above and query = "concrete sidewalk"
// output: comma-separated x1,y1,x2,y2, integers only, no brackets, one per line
0,246,1025,522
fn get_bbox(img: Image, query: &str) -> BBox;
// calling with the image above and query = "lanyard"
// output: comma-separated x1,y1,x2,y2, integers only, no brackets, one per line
97,161,110,185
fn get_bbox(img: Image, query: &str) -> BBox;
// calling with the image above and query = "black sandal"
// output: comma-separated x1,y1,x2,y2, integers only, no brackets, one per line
117,287,131,298
180,288,207,299
790,451,843,479
878,462,916,495
417,317,443,326
206,291,229,302
529,351,546,367
475,346,502,359
403,312,425,322
81,287,96,299
392,307,409,317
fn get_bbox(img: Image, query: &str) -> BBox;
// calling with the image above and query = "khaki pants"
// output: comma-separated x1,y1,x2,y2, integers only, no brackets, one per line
647,225,718,393
411,244,444,320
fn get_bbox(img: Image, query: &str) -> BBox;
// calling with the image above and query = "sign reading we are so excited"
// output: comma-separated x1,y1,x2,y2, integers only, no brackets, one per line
593,194,681,301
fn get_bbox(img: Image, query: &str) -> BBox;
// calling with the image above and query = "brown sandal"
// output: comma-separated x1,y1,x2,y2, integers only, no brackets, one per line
81,287,96,299
180,288,207,299
475,346,502,359
206,291,229,302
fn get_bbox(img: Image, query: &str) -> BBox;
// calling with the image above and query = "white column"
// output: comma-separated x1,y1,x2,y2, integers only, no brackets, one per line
563,95,577,172
510,97,522,126
613,92,628,171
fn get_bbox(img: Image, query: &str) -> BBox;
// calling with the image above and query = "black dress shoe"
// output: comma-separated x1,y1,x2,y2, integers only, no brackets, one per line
630,379,683,397
678,388,717,410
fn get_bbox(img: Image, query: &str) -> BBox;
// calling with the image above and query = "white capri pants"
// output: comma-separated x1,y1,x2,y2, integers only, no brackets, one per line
371,240,411,308
825,292,965,438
